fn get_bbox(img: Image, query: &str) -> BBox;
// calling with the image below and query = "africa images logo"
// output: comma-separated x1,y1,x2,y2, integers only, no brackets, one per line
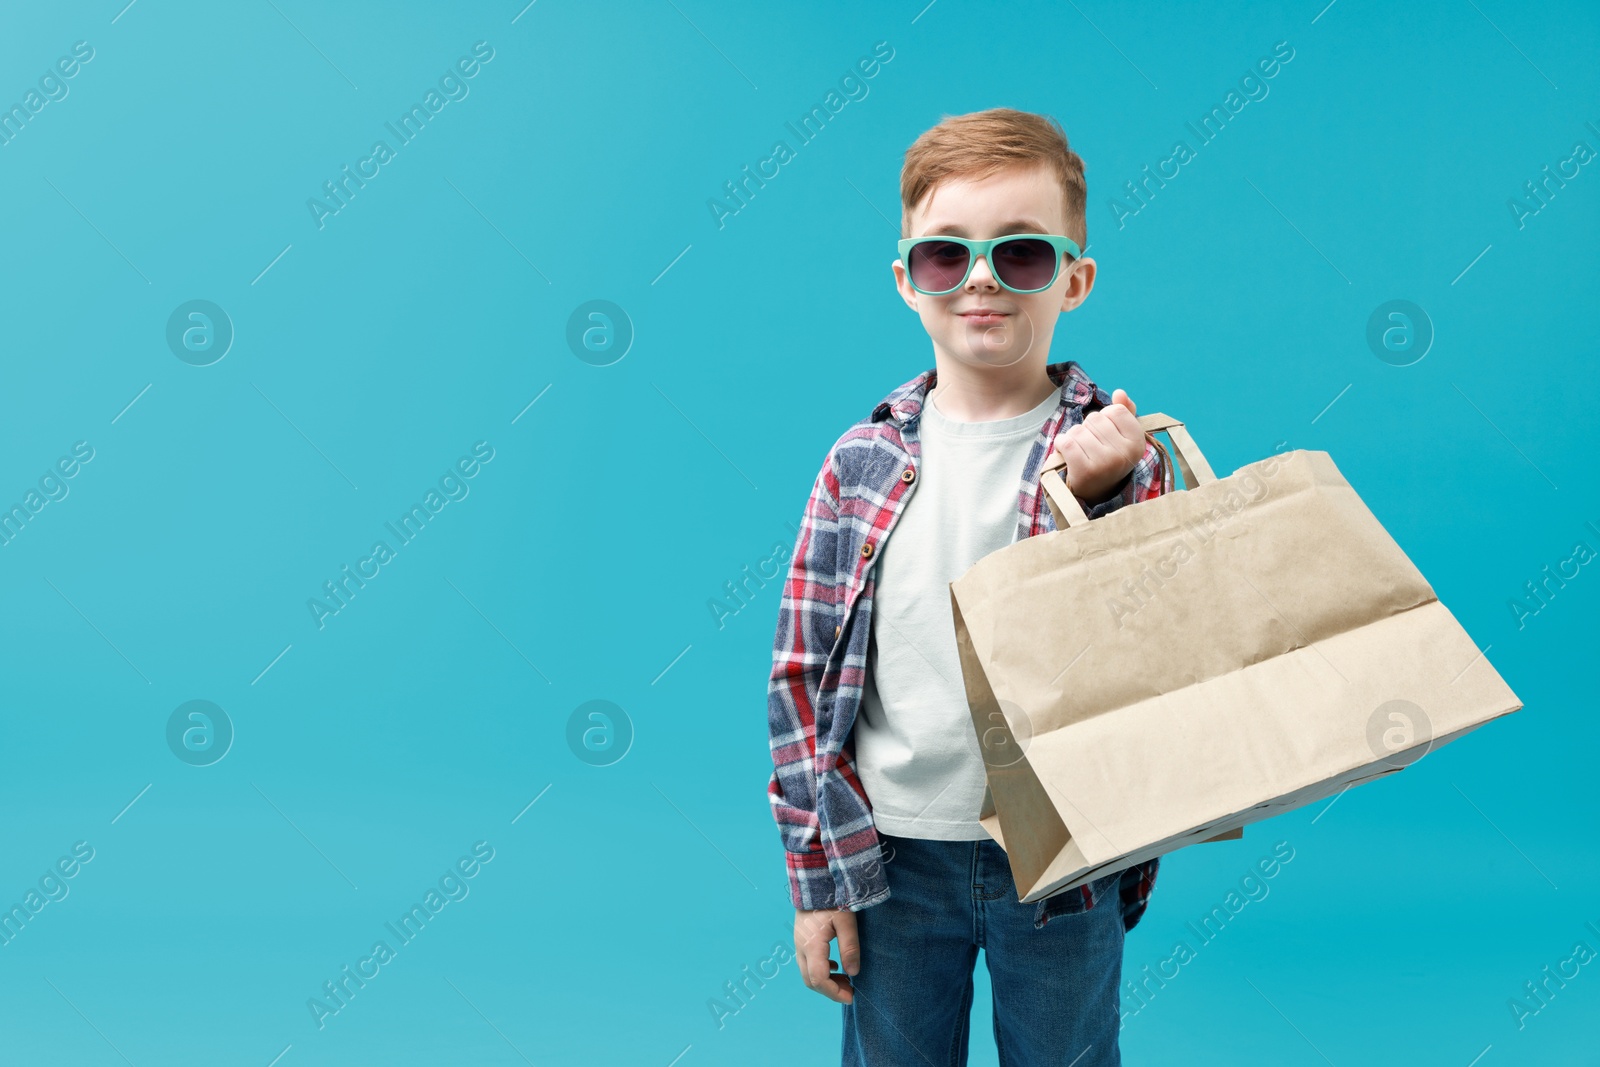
307,442,495,630
307,841,495,1030
306,42,495,230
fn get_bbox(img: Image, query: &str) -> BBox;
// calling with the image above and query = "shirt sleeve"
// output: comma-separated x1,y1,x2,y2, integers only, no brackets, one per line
766,450,848,911
1119,858,1161,932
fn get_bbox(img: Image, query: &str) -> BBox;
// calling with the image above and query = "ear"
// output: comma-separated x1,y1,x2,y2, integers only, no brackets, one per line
891,258,919,312
1059,256,1096,312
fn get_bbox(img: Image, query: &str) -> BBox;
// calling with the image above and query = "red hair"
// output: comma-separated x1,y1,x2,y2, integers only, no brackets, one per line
899,107,1087,246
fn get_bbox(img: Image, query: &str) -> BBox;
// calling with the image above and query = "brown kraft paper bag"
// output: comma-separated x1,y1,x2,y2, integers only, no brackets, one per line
950,412,1522,904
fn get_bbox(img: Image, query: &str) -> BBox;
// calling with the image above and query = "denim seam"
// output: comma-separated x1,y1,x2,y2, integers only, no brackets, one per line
970,841,984,947
949,967,974,1067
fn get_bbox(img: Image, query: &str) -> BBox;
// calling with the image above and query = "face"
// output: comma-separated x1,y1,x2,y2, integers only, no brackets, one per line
892,163,1096,371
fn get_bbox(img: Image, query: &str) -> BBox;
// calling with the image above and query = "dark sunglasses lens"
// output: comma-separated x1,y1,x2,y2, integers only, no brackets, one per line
993,239,1060,291
909,241,970,293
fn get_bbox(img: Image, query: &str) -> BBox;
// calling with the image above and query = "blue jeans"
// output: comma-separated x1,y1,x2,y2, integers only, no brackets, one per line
841,832,1126,1067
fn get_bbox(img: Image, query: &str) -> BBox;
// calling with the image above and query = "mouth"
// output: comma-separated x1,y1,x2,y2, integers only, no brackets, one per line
959,309,1010,325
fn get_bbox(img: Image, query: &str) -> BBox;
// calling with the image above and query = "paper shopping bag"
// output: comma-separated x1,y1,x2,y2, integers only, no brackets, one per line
949,412,1522,904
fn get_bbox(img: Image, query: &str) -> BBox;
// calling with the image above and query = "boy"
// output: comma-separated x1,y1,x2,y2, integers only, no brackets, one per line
765,108,1173,1066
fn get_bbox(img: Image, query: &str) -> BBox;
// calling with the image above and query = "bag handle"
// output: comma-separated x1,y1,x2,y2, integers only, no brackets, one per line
1038,412,1218,530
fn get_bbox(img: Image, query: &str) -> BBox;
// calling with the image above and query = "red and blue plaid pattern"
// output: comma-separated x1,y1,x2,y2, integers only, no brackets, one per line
766,360,1175,931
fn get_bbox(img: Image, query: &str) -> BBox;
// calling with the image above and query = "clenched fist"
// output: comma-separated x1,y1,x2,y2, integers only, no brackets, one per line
1048,388,1145,505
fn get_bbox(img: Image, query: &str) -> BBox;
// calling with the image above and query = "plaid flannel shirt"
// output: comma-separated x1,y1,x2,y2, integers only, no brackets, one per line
766,359,1174,932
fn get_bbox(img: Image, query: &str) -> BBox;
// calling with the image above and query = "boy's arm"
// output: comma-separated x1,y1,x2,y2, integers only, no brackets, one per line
1075,432,1174,519
766,450,848,912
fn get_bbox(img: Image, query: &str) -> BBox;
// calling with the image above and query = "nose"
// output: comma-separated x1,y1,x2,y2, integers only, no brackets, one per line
966,253,999,290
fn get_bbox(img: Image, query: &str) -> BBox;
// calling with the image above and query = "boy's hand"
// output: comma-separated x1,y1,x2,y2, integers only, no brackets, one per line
1049,388,1145,505
794,906,859,1004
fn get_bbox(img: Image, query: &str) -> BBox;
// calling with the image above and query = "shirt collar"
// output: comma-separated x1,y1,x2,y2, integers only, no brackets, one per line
870,359,1098,426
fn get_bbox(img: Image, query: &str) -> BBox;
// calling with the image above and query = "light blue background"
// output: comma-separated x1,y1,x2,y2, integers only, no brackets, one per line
0,1,1595,1064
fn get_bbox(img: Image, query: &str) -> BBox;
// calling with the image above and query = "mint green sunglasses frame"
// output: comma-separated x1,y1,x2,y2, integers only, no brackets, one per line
896,233,1084,295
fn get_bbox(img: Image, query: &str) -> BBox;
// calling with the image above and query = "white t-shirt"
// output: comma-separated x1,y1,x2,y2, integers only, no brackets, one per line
852,382,1063,840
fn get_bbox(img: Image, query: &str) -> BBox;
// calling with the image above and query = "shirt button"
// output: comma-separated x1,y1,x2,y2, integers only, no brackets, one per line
860,542,874,559
835,624,841,638
900,466,915,483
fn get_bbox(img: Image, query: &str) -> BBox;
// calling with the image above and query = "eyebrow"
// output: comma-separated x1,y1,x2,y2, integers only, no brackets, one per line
917,219,1050,237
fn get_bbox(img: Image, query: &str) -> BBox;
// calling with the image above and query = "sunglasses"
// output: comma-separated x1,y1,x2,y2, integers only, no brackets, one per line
897,233,1083,296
